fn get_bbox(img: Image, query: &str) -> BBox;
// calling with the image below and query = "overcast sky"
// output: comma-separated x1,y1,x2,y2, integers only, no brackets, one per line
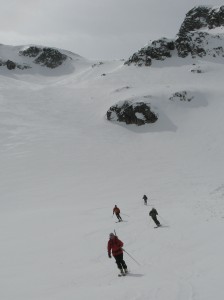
0,0,223,60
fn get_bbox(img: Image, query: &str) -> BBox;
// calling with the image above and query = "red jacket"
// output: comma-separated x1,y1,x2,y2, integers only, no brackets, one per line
108,236,123,257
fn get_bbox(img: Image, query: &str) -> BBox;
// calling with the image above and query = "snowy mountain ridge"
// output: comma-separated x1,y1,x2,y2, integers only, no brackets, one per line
125,5,224,66
0,6,223,74
0,44,84,74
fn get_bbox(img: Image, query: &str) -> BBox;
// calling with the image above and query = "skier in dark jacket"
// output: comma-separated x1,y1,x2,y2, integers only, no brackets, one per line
113,205,122,222
107,233,128,275
143,194,148,205
149,208,161,227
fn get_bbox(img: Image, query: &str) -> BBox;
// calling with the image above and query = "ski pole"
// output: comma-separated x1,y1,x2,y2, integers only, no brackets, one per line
122,248,141,266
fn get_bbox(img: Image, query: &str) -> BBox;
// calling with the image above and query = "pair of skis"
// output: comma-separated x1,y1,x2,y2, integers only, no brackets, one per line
154,225,169,228
154,225,162,228
118,271,129,277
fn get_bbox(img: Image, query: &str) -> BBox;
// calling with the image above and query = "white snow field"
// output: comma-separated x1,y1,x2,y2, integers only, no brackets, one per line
0,45,224,300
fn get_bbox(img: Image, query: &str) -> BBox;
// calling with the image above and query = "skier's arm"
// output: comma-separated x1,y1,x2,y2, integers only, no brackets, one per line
107,242,112,258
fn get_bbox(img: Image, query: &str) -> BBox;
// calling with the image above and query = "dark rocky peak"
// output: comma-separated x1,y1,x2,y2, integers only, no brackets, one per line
175,31,224,58
20,46,67,68
125,5,224,66
19,46,42,57
34,48,67,68
178,5,224,37
176,5,224,58
125,38,175,66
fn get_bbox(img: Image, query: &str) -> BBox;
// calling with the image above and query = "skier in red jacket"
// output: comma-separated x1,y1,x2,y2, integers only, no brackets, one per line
107,233,128,275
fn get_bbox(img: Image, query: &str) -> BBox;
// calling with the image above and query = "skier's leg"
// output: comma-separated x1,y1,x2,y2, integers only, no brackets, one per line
154,216,161,226
115,254,123,272
120,254,127,271
152,216,157,225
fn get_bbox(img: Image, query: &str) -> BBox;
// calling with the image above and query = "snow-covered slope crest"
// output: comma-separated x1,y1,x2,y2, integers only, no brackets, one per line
125,5,224,66
0,44,85,74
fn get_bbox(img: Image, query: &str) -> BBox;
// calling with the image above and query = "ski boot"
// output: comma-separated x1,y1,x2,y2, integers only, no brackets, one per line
118,269,125,276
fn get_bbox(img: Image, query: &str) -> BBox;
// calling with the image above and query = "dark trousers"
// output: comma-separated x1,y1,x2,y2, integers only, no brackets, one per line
116,214,122,221
152,216,160,226
114,253,127,270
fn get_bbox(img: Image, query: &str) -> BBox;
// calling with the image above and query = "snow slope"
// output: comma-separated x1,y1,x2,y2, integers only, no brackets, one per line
0,46,224,300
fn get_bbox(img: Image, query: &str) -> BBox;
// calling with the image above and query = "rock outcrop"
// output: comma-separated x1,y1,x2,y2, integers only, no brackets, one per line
6,60,16,70
20,47,67,68
125,38,175,66
107,100,158,126
169,91,194,102
0,45,69,71
125,5,224,66
0,59,30,70
178,6,224,37
20,46,42,57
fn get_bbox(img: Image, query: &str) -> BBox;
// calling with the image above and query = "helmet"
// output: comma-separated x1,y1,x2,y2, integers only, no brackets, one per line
109,233,115,239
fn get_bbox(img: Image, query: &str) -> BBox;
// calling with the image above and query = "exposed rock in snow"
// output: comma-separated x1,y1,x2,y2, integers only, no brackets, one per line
19,46,42,58
125,5,224,66
169,91,194,102
190,64,203,73
20,47,67,68
107,100,158,126
125,38,175,66
176,29,224,58
0,44,82,72
178,5,224,37
6,60,16,70
33,48,67,68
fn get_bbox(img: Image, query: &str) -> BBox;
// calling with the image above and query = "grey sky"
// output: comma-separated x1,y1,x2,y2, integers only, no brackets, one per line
0,0,223,60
